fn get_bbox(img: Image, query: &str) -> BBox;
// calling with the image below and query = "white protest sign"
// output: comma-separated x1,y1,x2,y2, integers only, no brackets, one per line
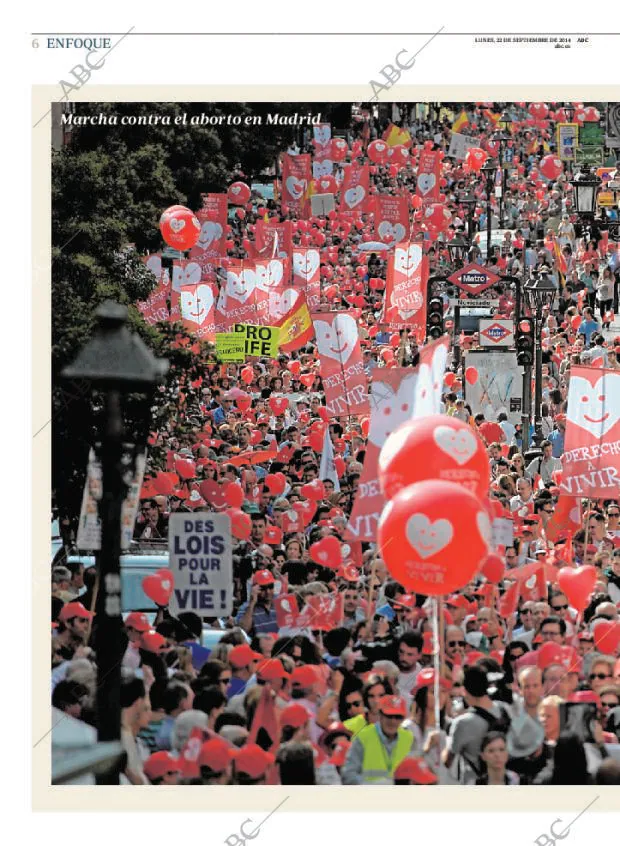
168,513,233,616
447,133,478,160
492,517,514,549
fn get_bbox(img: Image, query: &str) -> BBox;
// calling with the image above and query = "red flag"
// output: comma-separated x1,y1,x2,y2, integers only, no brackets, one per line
190,195,228,276
248,686,280,754
382,242,428,340
499,580,520,617
339,162,370,215
274,593,300,628
374,194,409,245
281,153,312,218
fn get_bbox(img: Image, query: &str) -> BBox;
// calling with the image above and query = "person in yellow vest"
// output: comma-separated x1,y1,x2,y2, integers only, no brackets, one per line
340,695,415,784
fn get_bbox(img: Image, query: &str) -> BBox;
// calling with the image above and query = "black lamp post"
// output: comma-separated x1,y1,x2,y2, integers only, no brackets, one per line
564,104,576,124
481,160,498,262
570,166,602,218
491,128,511,227
523,271,556,448
459,192,477,242
62,301,168,784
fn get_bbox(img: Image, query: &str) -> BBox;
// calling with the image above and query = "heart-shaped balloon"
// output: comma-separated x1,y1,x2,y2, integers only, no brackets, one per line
230,508,251,540
269,396,288,416
224,482,244,509
142,569,174,607
309,536,342,570
557,565,597,612
593,620,620,655
265,472,287,496
300,480,326,502
481,553,505,584
235,393,252,413
175,457,197,481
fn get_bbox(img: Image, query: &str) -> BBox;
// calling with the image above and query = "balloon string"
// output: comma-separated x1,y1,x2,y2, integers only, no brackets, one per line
431,597,442,769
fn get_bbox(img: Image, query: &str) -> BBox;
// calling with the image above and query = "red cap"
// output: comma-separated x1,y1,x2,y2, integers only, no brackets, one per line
253,569,275,586
568,691,601,707
198,738,237,772
125,612,151,632
141,631,167,653
329,739,351,767
393,756,438,784
228,644,263,669
414,668,452,694
234,743,275,779
280,703,312,728
143,751,181,781
290,665,318,689
378,695,407,717
58,602,95,623
256,659,290,682
465,651,486,666
537,642,564,670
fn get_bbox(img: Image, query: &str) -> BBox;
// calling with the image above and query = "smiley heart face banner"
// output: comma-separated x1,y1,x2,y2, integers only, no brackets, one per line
339,162,370,216
312,123,333,179
138,254,170,326
374,194,409,246
215,261,258,329
174,282,217,339
281,153,312,219
345,337,449,542
190,195,228,275
415,150,441,208
562,366,620,498
312,312,370,418
292,249,321,311
382,242,428,337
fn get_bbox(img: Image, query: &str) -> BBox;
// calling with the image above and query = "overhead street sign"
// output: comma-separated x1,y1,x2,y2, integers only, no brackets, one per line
449,299,500,308
448,262,501,295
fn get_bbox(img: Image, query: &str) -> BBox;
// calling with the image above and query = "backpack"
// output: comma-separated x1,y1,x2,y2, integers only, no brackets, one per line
449,704,512,784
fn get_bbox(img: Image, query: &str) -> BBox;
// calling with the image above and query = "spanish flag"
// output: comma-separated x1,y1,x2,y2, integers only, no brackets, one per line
483,109,502,127
551,234,567,288
526,137,539,155
382,123,412,148
274,291,314,352
452,110,469,133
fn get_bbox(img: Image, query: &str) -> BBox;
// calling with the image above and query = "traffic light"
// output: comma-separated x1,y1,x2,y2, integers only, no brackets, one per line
516,317,535,367
427,296,444,340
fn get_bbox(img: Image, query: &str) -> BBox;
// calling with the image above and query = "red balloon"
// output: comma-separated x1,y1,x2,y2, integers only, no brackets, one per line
368,139,389,164
528,102,549,120
250,430,263,446
293,500,315,526
198,480,226,508
361,418,370,438
160,206,201,251
175,457,197,480
227,181,251,205
313,175,338,194
465,366,478,386
390,333,401,348
318,407,329,423
331,138,348,161
308,431,324,452
288,360,302,377
265,472,286,496
557,565,597,612
309,536,342,569
241,366,254,385
593,620,620,655
464,147,488,173
378,415,490,501
424,203,452,231
444,372,456,388
540,154,563,181
411,195,422,209
230,508,252,540
378,480,491,595
224,482,244,509
334,456,346,477
236,208,246,221
235,392,252,413
142,569,174,607
300,373,315,388
269,396,288,416
152,471,176,496
481,553,505,584
301,480,325,502
381,348,395,363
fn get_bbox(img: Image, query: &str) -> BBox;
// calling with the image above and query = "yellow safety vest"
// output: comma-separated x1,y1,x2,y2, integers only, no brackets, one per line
343,714,367,735
357,724,414,784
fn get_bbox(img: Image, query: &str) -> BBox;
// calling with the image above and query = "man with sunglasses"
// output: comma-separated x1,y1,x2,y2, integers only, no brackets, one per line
549,590,576,637
588,655,615,694
606,503,620,539
513,602,536,648
445,626,467,666
341,695,414,785
236,569,278,637
537,615,566,645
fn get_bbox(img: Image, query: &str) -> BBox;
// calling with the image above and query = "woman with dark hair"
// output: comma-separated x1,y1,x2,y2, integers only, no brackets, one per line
338,677,365,724
402,678,449,759
501,640,530,688
543,731,593,784
476,731,520,785
276,741,316,785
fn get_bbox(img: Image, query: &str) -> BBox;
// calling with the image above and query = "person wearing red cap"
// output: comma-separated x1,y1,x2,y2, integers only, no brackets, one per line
122,611,151,672
393,755,438,785
232,743,275,785
280,702,312,743
341,694,414,785
197,737,237,784
235,569,278,637
143,751,181,785
226,643,263,699
54,602,94,661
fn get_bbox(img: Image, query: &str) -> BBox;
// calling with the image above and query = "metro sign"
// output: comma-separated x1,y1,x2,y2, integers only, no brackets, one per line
479,318,515,348
448,262,501,295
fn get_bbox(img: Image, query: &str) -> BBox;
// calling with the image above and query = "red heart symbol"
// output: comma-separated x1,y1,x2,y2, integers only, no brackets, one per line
557,565,597,612
142,569,174,606
300,480,325,502
309,536,342,569
593,620,620,655
265,472,286,495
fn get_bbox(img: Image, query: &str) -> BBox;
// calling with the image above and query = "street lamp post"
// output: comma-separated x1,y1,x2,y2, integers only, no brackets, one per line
491,127,511,228
62,301,168,784
523,271,557,448
447,232,469,368
459,192,477,242
481,160,498,262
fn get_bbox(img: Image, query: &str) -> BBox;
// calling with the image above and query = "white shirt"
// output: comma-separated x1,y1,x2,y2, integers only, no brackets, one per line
396,664,422,707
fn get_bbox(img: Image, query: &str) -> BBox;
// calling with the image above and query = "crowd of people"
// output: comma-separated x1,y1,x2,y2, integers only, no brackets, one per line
52,101,620,786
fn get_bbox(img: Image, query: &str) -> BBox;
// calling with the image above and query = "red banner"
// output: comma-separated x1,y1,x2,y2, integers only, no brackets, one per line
274,593,300,629
374,194,409,245
215,262,257,330
415,150,442,207
561,366,620,497
339,162,370,215
312,312,369,418
171,258,202,293
138,255,170,326
252,219,294,261
382,242,428,339
173,282,217,340
292,249,321,312
281,154,312,218
297,593,344,630
254,258,290,325
190,195,228,275
312,123,333,178
345,338,450,541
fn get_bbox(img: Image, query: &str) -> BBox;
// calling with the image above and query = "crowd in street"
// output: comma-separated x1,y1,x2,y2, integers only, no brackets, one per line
52,101,620,786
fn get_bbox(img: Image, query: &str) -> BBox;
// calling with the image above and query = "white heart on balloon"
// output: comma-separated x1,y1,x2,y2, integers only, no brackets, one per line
161,580,171,591
170,218,185,233
286,177,306,200
433,425,478,466
225,268,256,304
378,221,406,243
314,314,358,365
172,261,202,292
231,186,241,195
293,249,320,281
406,513,453,558
394,243,422,277
198,221,223,250
180,284,214,326
344,186,365,208
417,173,436,195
